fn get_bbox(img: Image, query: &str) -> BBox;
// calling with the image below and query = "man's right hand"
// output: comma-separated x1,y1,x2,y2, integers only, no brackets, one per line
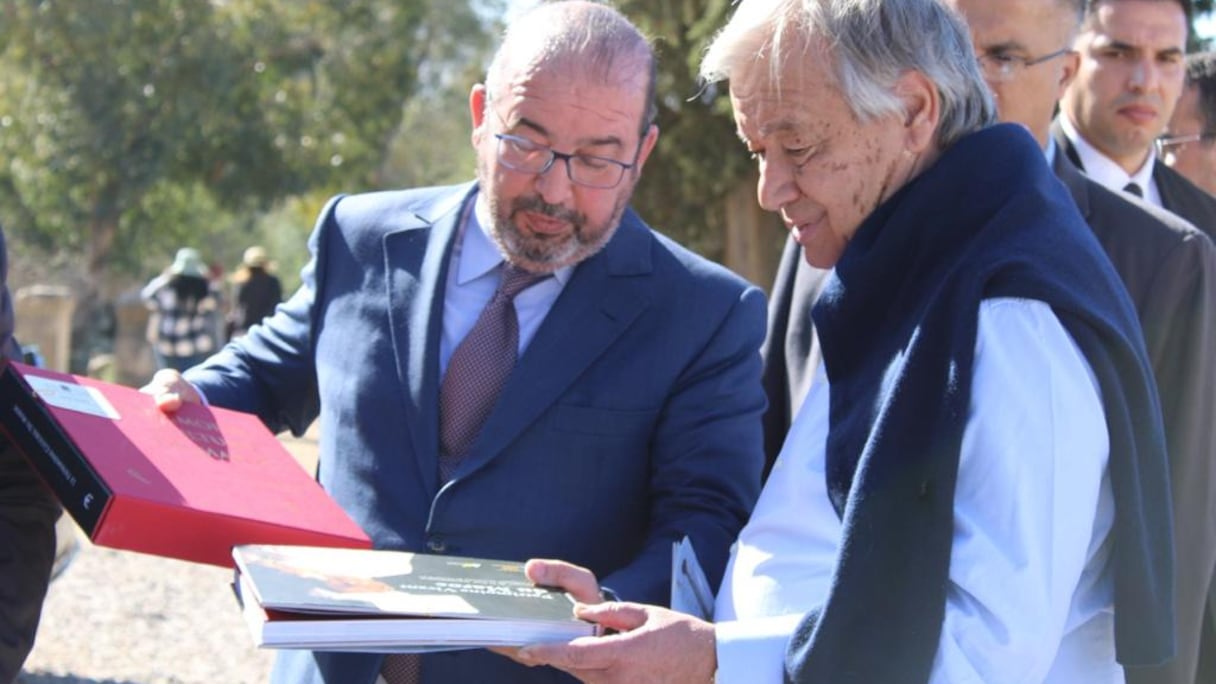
139,369,202,413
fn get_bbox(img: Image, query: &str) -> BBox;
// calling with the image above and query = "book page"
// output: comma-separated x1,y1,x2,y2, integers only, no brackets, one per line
670,536,713,620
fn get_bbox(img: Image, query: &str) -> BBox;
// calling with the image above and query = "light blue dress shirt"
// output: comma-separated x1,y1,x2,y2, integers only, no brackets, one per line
439,197,572,379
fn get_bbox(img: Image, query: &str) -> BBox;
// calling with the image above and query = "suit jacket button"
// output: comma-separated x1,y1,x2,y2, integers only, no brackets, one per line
426,536,446,553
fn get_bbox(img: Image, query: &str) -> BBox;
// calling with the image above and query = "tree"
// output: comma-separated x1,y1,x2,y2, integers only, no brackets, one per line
615,0,784,286
0,0,501,372
0,0,500,281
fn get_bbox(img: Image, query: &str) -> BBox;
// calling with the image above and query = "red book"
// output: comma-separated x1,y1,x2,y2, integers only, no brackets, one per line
0,360,370,566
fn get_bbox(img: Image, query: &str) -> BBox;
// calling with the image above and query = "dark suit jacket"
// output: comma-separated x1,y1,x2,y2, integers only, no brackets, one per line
765,139,1216,682
1049,124,1216,684
1051,119,1216,241
759,238,828,479
0,225,59,683
186,183,767,684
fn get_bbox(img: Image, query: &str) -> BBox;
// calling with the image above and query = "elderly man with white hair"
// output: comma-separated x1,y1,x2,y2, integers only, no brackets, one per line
509,0,1175,682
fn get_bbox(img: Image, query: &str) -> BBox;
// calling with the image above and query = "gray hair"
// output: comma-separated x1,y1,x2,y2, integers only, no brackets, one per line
485,1,657,137
1185,51,1216,134
700,0,995,148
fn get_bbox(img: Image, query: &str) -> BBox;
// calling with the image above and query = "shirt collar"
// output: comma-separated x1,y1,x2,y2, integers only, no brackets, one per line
458,192,574,285
1059,113,1156,192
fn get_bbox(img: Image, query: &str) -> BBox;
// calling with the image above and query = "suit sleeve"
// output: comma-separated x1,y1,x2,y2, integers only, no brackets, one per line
598,283,767,602
183,198,342,436
1129,231,1216,683
0,226,59,682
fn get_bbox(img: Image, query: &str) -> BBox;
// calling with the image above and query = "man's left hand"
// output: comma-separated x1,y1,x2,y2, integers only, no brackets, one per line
515,601,717,684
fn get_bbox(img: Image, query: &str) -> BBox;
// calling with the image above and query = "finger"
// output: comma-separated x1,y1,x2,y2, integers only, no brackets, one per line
140,369,182,394
517,637,615,672
573,602,649,632
487,646,537,667
525,559,601,603
153,391,184,413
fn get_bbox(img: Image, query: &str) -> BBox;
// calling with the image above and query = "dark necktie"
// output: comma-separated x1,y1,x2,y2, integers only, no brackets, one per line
381,265,544,684
381,653,422,684
1123,181,1143,198
437,263,545,482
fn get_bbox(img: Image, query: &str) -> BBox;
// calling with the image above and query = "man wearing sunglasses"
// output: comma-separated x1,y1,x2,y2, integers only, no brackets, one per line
1162,51,1216,197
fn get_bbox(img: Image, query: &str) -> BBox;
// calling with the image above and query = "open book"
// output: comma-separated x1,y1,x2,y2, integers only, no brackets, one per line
232,544,598,653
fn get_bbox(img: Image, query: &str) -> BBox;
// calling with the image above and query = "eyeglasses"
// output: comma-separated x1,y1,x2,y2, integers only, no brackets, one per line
1155,132,1216,152
976,47,1073,83
493,133,636,189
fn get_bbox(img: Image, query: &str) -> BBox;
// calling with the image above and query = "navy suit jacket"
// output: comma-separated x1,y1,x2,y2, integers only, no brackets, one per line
186,183,766,683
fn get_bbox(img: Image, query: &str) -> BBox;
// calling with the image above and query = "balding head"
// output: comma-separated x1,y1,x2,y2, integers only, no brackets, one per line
486,2,657,137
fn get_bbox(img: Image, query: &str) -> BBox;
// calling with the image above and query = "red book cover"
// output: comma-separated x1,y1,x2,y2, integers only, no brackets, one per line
0,360,370,566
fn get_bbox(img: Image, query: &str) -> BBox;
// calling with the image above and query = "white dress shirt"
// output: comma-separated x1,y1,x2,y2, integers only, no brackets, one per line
715,298,1121,684
1059,114,1162,208
439,197,571,378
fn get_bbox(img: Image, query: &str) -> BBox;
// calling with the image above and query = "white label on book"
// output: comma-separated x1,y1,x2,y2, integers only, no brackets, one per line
27,376,120,420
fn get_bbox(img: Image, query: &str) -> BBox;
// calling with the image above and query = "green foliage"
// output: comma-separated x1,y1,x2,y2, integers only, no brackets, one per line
613,0,754,261
0,0,501,282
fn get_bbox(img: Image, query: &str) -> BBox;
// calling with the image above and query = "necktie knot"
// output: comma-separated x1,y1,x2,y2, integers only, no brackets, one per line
497,264,545,300
1123,181,1143,198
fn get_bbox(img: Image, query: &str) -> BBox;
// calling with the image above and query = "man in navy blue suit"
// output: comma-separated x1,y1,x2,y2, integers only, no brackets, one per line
145,3,766,682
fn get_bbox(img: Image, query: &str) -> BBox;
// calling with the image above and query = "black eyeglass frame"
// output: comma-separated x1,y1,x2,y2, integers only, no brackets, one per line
492,133,639,190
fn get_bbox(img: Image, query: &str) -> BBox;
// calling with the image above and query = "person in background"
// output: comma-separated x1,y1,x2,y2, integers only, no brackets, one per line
142,2,766,683
1161,51,1216,197
0,222,61,683
1056,0,1216,237
140,247,219,372
225,245,282,340
511,0,1173,681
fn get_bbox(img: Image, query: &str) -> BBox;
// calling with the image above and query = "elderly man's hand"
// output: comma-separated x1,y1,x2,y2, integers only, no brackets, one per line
491,559,609,665
524,559,606,604
515,600,717,684
139,369,202,413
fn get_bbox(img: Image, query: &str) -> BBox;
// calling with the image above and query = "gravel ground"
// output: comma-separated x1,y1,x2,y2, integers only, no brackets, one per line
17,428,321,684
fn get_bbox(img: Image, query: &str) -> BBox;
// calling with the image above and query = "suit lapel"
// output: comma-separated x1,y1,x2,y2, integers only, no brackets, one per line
385,186,473,493
1050,119,1085,172
452,212,654,479
1153,162,1186,217
1052,151,1093,221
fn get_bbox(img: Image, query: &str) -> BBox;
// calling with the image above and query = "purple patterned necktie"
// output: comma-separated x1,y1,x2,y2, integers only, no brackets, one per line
437,263,545,482
380,653,422,684
382,265,543,683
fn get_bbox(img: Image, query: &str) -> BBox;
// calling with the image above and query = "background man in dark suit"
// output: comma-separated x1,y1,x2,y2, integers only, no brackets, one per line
1055,0,1216,238
1162,51,1216,196
145,3,765,683
0,222,60,683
